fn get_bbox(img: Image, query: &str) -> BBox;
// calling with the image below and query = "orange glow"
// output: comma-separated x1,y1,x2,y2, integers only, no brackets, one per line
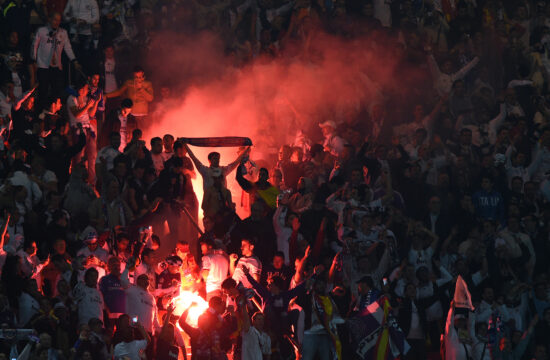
172,290,209,327
143,29,428,226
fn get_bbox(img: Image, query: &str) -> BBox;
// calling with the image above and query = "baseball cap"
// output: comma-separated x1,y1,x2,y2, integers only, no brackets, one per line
319,120,337,129
84,230,98,244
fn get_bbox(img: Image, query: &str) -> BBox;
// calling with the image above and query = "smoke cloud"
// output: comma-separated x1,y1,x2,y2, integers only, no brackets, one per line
142,26,431,218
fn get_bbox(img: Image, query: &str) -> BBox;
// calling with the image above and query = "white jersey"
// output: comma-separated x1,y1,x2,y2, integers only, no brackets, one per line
241,326,271,360
96,146,121,171
104,58,117,93
67,95,91,128
73,281,104,325
31,26,75,70
77,246,109,263
77,246,109,278
233,256,262,289
202,252,229,294
18,292,40,327
63,0,99,36
113,339,147,360
125,286,158,333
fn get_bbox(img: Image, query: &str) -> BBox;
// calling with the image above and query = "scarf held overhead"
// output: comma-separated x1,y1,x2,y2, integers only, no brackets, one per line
178,137,253,147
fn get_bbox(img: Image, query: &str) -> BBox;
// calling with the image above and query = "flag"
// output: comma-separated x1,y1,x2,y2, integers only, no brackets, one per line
348,296,410,360
453,275,474,310
178,137,252,147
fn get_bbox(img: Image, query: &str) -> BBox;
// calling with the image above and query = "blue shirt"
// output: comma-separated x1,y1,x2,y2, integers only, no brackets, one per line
99,274,125,314
473,189,505,224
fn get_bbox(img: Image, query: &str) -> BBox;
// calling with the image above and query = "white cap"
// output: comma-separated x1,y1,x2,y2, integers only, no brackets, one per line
319,120,337,129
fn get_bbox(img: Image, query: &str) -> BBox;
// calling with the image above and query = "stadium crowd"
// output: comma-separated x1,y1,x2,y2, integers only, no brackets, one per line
2,0,550,359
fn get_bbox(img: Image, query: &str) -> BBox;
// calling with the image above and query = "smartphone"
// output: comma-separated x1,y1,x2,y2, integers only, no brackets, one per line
132,316,138,324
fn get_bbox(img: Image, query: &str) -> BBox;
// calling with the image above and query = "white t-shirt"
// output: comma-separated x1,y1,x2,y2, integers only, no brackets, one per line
96,146,121,171
11,72,22,99
18,292,40,327
77,247,109,278
233,256,262,289
77,246,109,263
197,164,237,192
202,252,229,294
67,95,91,128
113,339,147,360
73,281,104,325
408,247,434,271
0,90,12,118
407,302,423,339
125,286,157,333
151,153,165,176
118,112,128,150
104,58,117,93
241,326,271,360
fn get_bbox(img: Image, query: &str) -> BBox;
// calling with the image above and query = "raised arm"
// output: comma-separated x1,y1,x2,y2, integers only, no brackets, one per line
14,87,37,111
0,212,10,249
88,93,101,119
435,263,453,287
69,97,94,118
182,143,206,170
452,56,480,81
427,53,442,79
239,297,252,333
120,257,136,288
140,82,154,102
225,146,251,173
243,266,271,301
178,307,201,337
445,300,457,340
488,103,507,145
236,163,253,192
379,170,394,206
229,254,238,276
422,95,447,138
293,246,311,284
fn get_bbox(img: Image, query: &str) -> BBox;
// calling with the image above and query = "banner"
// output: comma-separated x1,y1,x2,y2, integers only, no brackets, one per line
178,137,252,147
348,296,410,360
453,275,474,310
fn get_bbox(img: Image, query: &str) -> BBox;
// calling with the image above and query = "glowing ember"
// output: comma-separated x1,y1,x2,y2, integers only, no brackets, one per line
171,291,209,327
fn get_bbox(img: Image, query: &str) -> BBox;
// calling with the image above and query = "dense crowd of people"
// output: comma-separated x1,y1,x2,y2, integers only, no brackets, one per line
2,0,550,359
